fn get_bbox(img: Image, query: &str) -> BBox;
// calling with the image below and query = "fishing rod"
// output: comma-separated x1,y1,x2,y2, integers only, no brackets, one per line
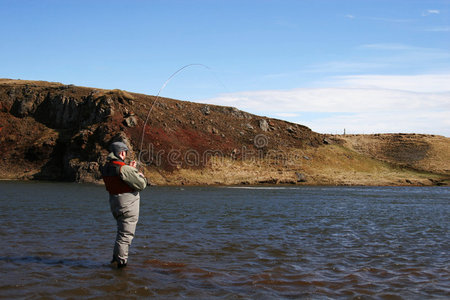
137,63,214,168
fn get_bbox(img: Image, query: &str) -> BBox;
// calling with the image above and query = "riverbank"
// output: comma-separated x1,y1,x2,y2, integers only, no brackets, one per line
1,79,448,186
141,141,449,186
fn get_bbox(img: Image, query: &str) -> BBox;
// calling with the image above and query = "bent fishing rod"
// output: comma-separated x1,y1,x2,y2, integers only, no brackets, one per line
136,63,212,169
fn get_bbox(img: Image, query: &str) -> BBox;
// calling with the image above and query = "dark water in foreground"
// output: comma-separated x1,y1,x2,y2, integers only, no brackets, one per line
0,182,448,299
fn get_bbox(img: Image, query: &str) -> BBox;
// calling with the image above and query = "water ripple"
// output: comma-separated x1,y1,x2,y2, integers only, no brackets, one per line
0,183,448,298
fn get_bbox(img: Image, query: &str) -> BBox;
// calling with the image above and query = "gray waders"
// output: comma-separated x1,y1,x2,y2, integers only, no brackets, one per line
109,192,140,266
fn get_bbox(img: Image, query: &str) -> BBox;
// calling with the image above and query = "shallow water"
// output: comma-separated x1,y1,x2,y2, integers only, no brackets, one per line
0,182,448,299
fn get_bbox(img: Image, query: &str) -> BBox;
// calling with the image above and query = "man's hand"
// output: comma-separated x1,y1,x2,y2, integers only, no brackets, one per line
130,161,137,168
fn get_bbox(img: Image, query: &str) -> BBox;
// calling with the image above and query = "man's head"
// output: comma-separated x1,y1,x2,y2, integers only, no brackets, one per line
110,142,129,160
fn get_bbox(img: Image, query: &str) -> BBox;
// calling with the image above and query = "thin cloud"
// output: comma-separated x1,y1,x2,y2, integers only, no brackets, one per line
424,26,450,32
359,43,450,58
328,73,450,93
305,61,388,73
315,44,450,75
422,9,440,16
264,44,450,81
275,113,300,118
359,43,418,50
342,14,413,23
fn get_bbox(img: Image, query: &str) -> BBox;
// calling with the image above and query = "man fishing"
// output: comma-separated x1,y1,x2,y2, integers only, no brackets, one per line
100,141,148,268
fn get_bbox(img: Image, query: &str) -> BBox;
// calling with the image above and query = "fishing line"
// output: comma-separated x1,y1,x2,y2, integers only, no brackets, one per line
137,63,228,167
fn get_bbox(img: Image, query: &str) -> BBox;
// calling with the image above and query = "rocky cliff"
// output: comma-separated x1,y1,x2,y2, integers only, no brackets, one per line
0,79,448,186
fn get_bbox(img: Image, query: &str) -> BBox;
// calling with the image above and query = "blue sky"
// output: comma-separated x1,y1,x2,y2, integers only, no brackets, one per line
1,0,449,135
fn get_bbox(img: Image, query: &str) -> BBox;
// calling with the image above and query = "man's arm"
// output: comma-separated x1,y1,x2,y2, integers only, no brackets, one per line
120,165,148,191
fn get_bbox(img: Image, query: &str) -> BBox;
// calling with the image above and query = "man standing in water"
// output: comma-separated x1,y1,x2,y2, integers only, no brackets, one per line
100,141,148,268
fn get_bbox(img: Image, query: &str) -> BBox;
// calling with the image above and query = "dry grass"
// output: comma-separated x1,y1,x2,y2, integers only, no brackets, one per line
0,78,65,87
145,144,446,186
339,134,450,175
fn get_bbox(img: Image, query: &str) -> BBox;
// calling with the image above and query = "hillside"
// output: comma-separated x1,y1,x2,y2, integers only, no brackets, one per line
0,79,448,186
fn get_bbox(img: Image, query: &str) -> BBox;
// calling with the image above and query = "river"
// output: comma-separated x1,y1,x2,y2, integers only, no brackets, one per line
0,182,448,299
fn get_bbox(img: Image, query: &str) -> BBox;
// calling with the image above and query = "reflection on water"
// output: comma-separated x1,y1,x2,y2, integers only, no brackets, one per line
0,182,448,299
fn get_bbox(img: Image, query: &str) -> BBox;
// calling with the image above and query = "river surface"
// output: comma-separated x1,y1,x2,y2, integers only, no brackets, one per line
0,182,448,299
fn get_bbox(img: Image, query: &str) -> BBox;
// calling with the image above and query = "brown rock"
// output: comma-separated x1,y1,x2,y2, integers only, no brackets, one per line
124,116,137,127
201,105,211,115
296,172,307,182
259,119,269,132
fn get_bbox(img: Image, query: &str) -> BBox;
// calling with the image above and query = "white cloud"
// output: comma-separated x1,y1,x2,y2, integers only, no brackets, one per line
327,74,450,93
303,110,450,135
208,87,450,113
422,9,440,16
206,73,450,136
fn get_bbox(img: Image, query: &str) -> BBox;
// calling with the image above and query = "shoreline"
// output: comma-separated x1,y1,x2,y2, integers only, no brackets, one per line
0,177,447,187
